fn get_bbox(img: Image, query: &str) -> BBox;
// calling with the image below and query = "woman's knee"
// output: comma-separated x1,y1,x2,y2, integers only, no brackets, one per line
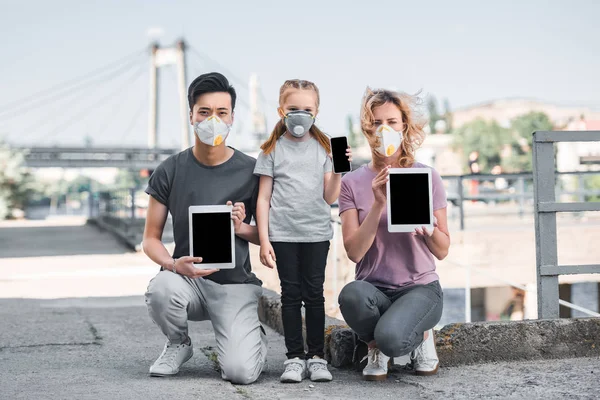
338,280,373,307
374,324,415,357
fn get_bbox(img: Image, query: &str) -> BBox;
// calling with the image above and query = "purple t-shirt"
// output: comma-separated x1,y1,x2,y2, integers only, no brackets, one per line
338,163,447,289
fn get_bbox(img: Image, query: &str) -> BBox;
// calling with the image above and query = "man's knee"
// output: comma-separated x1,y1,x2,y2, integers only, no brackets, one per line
338,280,373,308
145,271,185,312
220,356,262,385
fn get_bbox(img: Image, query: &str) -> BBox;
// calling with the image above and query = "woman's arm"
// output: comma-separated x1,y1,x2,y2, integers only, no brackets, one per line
422,207,451,260
340,203,385,263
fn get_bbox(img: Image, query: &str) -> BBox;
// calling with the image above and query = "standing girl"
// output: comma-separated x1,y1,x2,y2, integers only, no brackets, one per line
254,79,351,383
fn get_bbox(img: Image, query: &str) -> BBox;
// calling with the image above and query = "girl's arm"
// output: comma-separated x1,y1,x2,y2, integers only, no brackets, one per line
256,175,277,268
323,172,342,205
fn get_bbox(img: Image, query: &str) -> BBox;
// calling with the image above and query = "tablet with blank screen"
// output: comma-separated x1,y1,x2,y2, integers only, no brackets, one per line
188,205,235,269
386,168,434,233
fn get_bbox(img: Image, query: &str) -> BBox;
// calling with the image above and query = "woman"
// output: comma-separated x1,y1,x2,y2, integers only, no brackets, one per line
337,88,450,381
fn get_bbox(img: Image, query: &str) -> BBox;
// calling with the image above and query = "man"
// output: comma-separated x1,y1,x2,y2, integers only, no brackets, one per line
143,72,266,385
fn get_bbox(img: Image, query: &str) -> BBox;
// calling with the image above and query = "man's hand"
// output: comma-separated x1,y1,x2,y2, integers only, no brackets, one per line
227,201,246,234
174,256,218,278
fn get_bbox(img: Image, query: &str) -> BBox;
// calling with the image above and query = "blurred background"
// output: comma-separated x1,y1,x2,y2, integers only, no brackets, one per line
1,0,599,326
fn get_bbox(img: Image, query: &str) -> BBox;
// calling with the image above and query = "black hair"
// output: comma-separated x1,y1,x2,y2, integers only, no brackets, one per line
187,72,237,111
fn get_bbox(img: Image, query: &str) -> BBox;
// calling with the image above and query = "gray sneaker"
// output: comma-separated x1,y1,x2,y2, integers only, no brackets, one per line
280,358,306,383
149,339,193,377
307,357,332,382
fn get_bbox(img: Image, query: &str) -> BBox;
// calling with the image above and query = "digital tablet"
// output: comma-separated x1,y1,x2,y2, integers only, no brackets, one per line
188,205,235,269
386,168,434,233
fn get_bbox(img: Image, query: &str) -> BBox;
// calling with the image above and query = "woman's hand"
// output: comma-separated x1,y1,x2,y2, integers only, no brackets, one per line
372,166,390,207
413,216,438,238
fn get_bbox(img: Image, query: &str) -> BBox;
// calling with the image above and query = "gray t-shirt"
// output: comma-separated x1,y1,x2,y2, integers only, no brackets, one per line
254,135,333,242
145,147,261,286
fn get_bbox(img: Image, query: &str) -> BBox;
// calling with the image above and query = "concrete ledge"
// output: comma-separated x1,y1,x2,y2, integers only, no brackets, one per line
436,318,600,366
257,289,600,368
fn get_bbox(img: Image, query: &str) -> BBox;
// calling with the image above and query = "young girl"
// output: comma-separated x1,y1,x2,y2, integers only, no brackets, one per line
254,79,352,383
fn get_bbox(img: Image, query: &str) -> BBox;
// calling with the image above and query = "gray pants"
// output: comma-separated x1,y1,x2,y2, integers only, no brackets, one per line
338,280,443,358
145,271,267,385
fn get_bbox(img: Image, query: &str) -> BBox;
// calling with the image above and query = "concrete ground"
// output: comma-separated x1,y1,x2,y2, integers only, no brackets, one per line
1,296,599,400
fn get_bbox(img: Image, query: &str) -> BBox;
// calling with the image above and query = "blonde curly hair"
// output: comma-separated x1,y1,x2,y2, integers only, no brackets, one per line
360,88,426,167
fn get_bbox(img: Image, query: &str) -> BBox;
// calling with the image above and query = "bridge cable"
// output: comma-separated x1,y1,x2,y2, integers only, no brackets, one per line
0,49,147,120
32,61,146,144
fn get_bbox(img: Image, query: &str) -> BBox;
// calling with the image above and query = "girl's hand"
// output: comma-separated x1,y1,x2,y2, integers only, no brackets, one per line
259,242,277,269
346,146,353,163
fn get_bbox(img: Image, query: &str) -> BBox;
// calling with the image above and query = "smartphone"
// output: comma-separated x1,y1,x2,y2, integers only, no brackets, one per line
330,136,352,174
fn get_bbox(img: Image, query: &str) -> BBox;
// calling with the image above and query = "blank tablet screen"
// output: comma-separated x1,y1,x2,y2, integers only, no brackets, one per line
389,173,431,225
191,212,232,263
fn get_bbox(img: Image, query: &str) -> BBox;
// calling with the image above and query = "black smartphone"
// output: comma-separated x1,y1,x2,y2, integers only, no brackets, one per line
330,136,352,174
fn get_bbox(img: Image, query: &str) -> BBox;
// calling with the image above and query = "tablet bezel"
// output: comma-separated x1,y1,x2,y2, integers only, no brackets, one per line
386,168,434,233
188,205,235,269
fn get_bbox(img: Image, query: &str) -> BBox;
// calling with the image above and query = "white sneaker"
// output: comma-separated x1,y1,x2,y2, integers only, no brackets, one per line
149,339,194,377
280,358,306,383
411,329,439,376
361,347,390,381
307,357,332,382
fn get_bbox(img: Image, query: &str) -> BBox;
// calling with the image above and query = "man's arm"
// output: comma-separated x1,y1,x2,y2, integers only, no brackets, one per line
143,196,217,278
142,197,173,269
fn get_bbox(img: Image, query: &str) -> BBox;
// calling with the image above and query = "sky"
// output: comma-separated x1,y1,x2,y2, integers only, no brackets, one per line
0,0,599,149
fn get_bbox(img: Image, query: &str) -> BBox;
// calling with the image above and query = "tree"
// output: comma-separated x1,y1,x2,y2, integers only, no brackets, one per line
346,114,359,148
452,118,512,173
443,98,453,133
504,112,554,171
0,143,45,219
427,96,441,133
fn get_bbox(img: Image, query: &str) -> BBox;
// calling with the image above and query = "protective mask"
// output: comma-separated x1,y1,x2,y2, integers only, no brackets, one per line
284,111,315,138
375,124,403,157
194,116,231,146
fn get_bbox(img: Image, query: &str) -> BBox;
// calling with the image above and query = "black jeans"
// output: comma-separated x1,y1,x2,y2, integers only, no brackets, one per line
271,241,330,359
338,280,443,357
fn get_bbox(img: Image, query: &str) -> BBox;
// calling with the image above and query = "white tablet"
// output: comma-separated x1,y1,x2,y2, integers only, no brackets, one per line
188,205,236,269
386,168,434,233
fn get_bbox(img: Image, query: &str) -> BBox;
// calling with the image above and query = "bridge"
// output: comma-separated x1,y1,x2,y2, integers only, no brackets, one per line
1,39,271,168
17,146,177,169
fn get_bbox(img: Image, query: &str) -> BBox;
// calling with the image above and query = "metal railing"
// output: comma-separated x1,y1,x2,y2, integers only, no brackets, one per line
533,130,600,319
446,259,600,322
442,170,600,230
